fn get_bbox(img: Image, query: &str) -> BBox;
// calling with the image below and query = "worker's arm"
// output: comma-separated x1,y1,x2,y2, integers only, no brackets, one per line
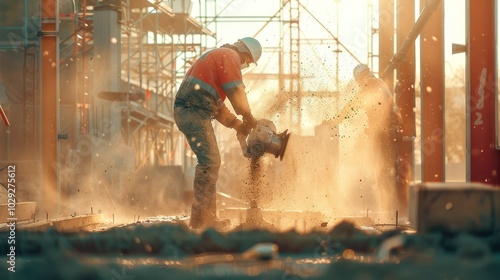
225,86,252,118
218,51,256,132
225,86,257,133
214,103,243,130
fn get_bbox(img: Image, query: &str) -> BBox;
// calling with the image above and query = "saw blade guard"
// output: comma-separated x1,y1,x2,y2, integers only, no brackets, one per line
246,119,290,160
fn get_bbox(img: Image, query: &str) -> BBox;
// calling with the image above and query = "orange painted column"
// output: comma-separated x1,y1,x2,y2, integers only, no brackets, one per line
420,0,444,182
467,0,499,185
41,0,59,215
395,0,416,213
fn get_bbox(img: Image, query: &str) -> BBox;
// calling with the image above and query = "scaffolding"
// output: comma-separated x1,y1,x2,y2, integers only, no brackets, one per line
109,2,217,192
56,0,215,171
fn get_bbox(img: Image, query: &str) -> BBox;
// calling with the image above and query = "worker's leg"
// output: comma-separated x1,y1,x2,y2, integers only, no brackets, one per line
174,107,221,229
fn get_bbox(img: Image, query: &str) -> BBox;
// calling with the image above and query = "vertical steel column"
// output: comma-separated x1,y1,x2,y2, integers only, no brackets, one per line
40,0,59,215
279,0,285,113
395,0,416,213
24,46,37,156
289,0,301,133
420,0,444,182
379,0,394,87
82,0,87,135
467,0,499,184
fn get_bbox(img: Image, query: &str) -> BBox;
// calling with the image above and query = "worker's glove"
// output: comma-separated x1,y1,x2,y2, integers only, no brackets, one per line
236,131,252,158
241,114,257,136
233,122,253,158
230,118,244,133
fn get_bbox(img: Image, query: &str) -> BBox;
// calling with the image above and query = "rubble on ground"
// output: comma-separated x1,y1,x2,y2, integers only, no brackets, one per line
1,221,499,279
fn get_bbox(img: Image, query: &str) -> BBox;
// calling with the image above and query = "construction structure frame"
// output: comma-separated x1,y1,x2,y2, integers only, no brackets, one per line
0,0,499,219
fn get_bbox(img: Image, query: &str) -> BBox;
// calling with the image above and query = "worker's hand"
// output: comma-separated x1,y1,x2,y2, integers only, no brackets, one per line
231,119,244,133
231,119,248,142
231,119,251,148
236,129,252,158
241,113,257,135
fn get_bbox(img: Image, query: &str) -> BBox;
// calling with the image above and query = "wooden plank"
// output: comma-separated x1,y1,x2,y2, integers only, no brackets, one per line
0,202,36,223
28,214,103,232
0,214,103,232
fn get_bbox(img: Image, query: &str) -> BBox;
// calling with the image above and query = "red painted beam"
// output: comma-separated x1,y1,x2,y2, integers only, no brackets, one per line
41,0,58,215
468,0,499,185
420,0,445,182
0,104,9,126
395,0,416,214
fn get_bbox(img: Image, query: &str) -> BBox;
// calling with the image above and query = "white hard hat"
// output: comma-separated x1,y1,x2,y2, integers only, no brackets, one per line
236,37,262,64
353,64,371,83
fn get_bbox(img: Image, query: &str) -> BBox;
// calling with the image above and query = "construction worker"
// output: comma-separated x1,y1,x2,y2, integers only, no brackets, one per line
173,37,262,230
334,64,403,214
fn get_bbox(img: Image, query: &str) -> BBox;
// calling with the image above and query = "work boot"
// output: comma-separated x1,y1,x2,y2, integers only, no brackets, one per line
188,215,204,230
189,214,231,231
208,218,232,231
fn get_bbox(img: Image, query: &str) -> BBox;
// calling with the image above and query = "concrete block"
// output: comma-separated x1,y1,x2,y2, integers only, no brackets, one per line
409,182,500,234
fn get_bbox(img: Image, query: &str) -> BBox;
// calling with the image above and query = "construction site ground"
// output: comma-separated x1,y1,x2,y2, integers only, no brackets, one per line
1,214,500,280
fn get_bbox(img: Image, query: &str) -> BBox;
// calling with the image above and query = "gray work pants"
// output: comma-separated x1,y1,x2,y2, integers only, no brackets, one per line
174,104,221,228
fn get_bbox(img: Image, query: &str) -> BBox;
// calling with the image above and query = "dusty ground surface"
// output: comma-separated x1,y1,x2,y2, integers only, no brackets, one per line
1,220,499,280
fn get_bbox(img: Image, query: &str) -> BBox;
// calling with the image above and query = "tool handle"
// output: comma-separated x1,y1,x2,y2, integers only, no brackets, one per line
237,133,252,158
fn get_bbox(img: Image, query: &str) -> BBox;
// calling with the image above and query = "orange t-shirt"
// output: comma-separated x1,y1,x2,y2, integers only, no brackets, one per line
184,47,244,102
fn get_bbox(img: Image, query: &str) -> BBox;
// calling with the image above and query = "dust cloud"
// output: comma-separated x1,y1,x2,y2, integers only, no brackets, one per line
40,133,188,226
222,81,402,231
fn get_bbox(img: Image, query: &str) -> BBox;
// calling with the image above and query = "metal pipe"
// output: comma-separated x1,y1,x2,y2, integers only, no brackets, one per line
82,0,87,135
380,0,442,79
127,0,131,144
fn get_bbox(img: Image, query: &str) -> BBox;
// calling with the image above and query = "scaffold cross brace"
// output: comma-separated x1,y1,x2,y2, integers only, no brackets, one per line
0,104,10,126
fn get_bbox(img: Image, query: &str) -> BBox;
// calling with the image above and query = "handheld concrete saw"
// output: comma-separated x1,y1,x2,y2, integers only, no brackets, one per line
238,119,290,160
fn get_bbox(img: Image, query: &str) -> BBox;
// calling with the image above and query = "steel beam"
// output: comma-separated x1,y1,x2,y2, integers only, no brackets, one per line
0,105,9,126
40,0,59,215
395,0,416,214
420,0,444,182
467,0,499,184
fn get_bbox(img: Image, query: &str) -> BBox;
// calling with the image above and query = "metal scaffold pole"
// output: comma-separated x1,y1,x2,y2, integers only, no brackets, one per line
289,0,301,134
